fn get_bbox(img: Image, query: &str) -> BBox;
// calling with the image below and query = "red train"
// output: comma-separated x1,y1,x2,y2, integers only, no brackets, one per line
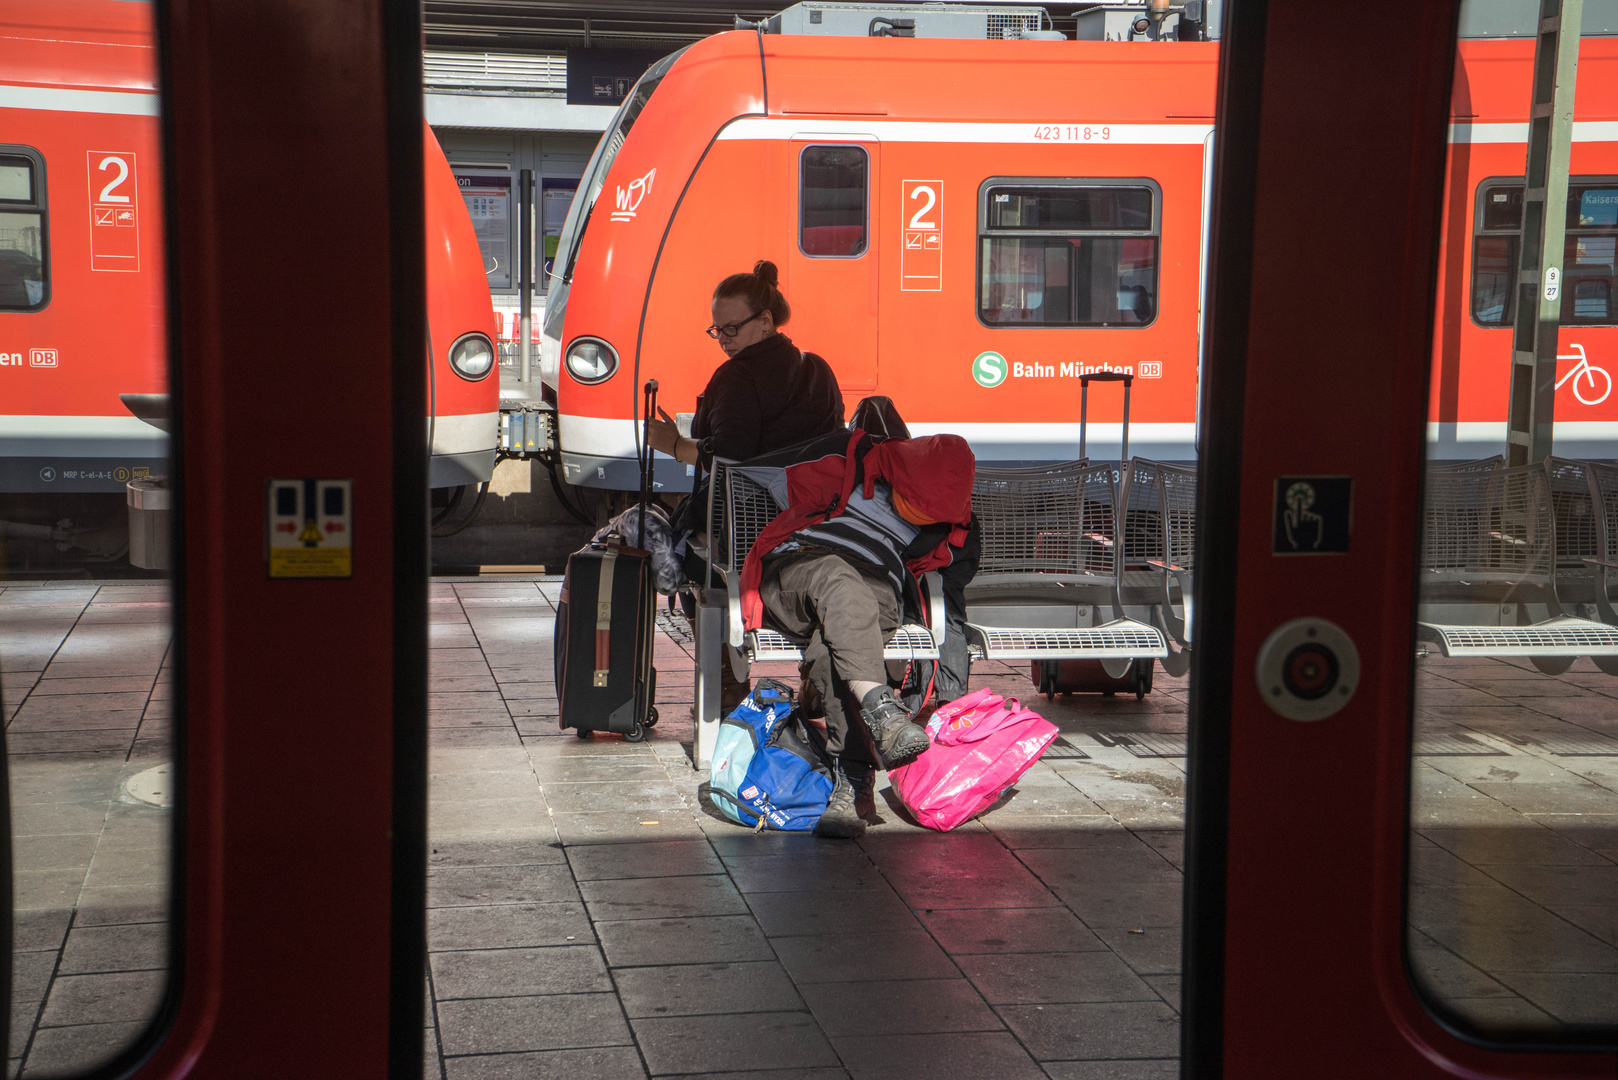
0,0,497,551
541,28,1618,490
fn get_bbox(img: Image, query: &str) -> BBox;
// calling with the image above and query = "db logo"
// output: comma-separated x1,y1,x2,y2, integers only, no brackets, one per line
30,349,58,368
610,168,657,222
1138,361,1163,378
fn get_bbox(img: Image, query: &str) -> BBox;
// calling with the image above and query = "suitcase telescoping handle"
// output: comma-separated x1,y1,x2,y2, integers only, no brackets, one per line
639,380,659,550
1078,371,1132,463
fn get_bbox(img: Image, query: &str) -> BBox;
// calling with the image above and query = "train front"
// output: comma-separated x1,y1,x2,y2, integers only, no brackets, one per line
426,125,500,490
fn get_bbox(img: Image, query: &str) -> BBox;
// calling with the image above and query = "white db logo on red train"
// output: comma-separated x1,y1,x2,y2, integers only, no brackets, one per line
1138,361,1163,378
30,349,58,368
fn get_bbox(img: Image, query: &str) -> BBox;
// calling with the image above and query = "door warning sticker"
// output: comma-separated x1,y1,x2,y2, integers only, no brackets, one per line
267,479,352,578
87,152,139,272
901,180,942,292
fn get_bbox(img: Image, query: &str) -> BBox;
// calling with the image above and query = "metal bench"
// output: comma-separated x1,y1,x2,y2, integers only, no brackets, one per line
964,460,1168,673
1121,458,1197,676
1416,459,1618,672
687,457,944,766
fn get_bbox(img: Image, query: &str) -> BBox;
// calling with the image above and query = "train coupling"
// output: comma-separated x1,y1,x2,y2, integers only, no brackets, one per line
498,403,556,460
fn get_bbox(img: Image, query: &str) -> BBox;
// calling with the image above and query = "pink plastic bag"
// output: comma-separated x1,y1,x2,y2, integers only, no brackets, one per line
890,698,1059,832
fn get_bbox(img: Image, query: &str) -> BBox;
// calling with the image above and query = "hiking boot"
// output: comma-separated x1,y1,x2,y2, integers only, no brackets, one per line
860,687,930,768
816,761,867,839
843,759,877,822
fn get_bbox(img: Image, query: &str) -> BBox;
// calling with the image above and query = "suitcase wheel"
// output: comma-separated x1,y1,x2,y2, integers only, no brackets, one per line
623,719,648,742
645,707,659,728
575,729,592,739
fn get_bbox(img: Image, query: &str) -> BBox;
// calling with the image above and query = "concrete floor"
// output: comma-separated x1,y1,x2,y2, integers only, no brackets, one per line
0,578,1614,1078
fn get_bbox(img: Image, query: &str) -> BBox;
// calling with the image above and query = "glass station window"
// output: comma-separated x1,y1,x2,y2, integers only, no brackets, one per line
978,181,1159,327
799,146,868,257
454,169,513,291
0,149,48,310
1471,177,1618,326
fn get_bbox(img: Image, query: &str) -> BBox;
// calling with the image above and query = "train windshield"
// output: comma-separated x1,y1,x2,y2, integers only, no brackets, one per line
543,48,686,333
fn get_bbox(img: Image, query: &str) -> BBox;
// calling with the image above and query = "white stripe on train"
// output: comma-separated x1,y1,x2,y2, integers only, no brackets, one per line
0,84,159,116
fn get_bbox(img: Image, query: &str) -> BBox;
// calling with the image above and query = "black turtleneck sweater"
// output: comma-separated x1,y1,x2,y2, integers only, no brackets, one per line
690,333,845,465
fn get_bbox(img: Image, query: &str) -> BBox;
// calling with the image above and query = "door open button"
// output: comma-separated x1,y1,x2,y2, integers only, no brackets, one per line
1256,618,1360,721
1283,642,1339,700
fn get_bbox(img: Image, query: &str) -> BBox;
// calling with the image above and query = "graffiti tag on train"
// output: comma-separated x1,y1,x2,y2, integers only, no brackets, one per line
611,168,656,222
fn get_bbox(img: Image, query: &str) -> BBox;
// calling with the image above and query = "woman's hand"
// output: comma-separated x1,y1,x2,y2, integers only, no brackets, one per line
645,418,682,458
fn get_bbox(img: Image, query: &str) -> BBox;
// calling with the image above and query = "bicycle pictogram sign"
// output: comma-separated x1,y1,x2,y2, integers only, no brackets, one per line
1555,344,1612,406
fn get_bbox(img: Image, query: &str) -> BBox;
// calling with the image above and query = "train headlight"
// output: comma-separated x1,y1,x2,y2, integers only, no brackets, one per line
448,333,495,381
565,338,618,384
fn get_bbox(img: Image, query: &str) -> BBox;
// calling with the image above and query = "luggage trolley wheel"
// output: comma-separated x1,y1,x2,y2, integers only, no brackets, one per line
575,728,592,739
623,719,648,742
645,706,659,728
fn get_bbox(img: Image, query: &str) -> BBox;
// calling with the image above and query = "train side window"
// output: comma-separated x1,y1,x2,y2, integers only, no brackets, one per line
0,147,48,311
1471,176,1618,327
799,146,868,258
977,179,1159,327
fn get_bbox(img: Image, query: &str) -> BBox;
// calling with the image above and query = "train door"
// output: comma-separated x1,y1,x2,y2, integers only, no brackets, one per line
789,136,879,393
1185,0,1616,1076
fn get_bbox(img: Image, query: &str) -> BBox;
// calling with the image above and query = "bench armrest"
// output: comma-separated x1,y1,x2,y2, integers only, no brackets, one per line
922,571,947,648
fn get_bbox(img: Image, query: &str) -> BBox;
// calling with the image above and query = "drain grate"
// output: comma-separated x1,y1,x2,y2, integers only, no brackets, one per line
1415,732,1505,756
1092,732,1187,757
1041,736,1091,760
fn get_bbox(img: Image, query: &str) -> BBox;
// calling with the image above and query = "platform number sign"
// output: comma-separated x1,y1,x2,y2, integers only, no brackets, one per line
267,479,353,579
87,152,139,272
901,180,942,292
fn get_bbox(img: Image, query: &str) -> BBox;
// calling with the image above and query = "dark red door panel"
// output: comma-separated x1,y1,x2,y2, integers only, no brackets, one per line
1187,1,1615,1076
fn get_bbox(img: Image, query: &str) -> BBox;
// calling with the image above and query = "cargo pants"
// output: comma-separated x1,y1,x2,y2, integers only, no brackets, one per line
758,548,899,766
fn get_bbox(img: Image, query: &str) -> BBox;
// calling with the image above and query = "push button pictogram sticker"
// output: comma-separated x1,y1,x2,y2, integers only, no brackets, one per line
267,479,352,578
1272,476,1352,554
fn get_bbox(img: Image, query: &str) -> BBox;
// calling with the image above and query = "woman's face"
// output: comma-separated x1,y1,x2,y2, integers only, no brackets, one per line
711,294,775,358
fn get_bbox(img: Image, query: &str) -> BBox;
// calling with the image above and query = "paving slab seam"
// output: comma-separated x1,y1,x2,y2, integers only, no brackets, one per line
3,587,101,724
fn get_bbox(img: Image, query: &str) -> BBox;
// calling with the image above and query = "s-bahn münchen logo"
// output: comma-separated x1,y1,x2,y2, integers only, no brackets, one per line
611,169,657,222
972,351,1007,388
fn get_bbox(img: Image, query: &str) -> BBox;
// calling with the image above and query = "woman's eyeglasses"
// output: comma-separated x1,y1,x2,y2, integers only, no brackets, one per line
705,310,766,339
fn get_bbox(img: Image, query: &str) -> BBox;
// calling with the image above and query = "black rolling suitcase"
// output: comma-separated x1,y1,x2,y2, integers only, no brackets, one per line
1032,658,1154,701
554,381,661,741
1032,371,1155,700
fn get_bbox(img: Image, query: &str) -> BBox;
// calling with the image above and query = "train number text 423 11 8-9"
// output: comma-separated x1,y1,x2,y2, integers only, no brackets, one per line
1033,125,1111,142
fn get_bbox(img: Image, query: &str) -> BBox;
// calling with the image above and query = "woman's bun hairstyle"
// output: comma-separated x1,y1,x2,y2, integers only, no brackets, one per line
714,260,790,327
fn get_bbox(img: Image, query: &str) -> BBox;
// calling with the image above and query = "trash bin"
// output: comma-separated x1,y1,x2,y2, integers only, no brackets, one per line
127,476,170,570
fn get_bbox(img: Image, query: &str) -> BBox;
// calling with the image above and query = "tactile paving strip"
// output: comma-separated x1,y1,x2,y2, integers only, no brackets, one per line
1482,729,1618,756
655,608,693,644
1414,732,1505,756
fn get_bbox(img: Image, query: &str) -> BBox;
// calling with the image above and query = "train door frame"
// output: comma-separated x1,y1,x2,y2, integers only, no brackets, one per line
1185,0,1616,1076
37,0,432,1075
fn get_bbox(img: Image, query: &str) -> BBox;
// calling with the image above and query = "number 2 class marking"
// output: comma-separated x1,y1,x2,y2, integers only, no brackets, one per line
901,180,943,292
908,185,937,230
98,156,131,203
